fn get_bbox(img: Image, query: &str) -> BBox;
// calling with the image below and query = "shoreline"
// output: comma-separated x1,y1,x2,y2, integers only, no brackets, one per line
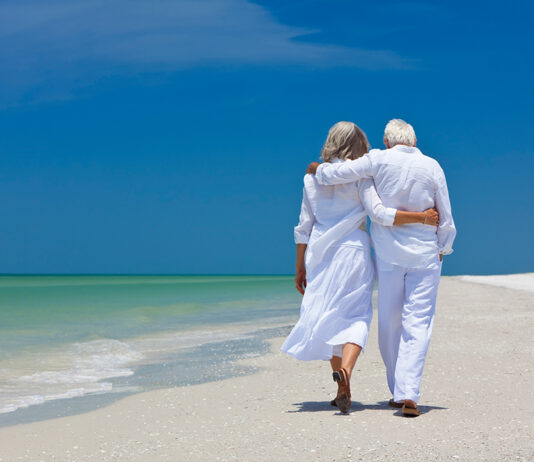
0,274,300,423
0,323,294,427
0,276,533,460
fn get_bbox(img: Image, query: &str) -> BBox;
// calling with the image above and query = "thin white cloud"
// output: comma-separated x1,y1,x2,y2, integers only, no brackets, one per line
0,0,411,104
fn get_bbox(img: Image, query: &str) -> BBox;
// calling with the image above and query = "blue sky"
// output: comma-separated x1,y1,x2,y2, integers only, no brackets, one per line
0,0,532,275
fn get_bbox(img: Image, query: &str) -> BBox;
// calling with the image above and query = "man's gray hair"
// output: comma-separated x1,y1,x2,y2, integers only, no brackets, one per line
321,121,369,162
384,119,416,147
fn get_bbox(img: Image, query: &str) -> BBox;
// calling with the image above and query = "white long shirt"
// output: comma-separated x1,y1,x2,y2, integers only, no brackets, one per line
294,159,397,271
316,145,456,269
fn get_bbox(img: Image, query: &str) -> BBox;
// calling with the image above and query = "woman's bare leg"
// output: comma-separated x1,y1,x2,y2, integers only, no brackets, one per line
330,356,343,397
330,343,362,399
341,342,362,380
330,343,362,412
330,355,342,371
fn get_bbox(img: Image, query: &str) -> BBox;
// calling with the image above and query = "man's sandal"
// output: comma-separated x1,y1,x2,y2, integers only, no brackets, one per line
401,399,421,417
332,368,351,413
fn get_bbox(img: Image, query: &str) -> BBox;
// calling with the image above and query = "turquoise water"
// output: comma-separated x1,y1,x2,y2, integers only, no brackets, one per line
0,275,299,415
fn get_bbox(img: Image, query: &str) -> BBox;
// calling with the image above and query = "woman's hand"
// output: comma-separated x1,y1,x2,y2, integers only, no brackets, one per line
295,244,307,294
423,208,439,226
295,267,307,295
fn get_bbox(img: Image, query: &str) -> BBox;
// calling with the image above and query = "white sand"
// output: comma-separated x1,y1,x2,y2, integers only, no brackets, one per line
458,273,534,292
1,277,533,461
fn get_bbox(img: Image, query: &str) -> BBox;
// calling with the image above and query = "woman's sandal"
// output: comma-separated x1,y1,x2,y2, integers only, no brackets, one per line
330,382,343,407
332,368,351,413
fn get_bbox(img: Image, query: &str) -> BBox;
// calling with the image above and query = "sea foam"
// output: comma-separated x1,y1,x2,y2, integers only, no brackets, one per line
0,339,143,414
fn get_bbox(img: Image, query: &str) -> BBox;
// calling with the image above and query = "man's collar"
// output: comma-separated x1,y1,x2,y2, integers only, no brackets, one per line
392,144,419,154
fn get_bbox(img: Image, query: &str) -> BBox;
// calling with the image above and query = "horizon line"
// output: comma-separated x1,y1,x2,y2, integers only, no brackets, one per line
0,273,294,277
0,272,529,277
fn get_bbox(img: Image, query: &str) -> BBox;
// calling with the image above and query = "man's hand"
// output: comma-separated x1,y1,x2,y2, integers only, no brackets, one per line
423,208,439,226
306,162,320,175
295,267,307,295
439,254,443,262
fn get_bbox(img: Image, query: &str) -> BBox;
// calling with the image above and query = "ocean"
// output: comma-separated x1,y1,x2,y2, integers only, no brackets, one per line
0,275,299,422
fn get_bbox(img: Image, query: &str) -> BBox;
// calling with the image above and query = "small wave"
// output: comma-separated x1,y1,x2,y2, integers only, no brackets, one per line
0,339,143,414
0,321,294,415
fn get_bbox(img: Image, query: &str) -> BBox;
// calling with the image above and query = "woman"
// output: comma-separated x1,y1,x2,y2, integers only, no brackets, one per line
281,121,438,413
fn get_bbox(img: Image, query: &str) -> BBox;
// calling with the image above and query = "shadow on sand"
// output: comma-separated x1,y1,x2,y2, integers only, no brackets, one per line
288,400,447,416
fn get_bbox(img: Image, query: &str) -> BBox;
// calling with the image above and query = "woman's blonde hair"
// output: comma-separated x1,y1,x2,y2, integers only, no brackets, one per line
321,121,370,162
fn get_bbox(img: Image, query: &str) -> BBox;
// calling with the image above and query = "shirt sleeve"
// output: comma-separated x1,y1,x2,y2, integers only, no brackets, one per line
358,179,397,227
316,154,374,185
434,166,457,255
294,183,315,244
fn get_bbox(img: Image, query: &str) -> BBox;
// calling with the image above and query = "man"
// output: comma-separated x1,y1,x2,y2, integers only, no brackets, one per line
307,119,456,416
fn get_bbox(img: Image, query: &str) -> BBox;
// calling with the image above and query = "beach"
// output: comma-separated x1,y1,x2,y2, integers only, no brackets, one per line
1,275,533,461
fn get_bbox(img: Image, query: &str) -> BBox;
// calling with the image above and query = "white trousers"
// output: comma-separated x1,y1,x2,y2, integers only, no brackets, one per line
376,257,442,403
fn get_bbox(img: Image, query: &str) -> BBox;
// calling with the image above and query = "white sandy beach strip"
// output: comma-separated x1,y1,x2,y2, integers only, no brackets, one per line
0,276,533,461
458,272,534,292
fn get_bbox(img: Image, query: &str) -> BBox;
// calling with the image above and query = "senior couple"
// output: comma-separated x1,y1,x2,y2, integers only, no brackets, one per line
281,119,456,417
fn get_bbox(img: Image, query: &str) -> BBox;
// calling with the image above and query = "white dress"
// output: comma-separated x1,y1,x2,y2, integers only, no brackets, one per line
281,160,397,361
